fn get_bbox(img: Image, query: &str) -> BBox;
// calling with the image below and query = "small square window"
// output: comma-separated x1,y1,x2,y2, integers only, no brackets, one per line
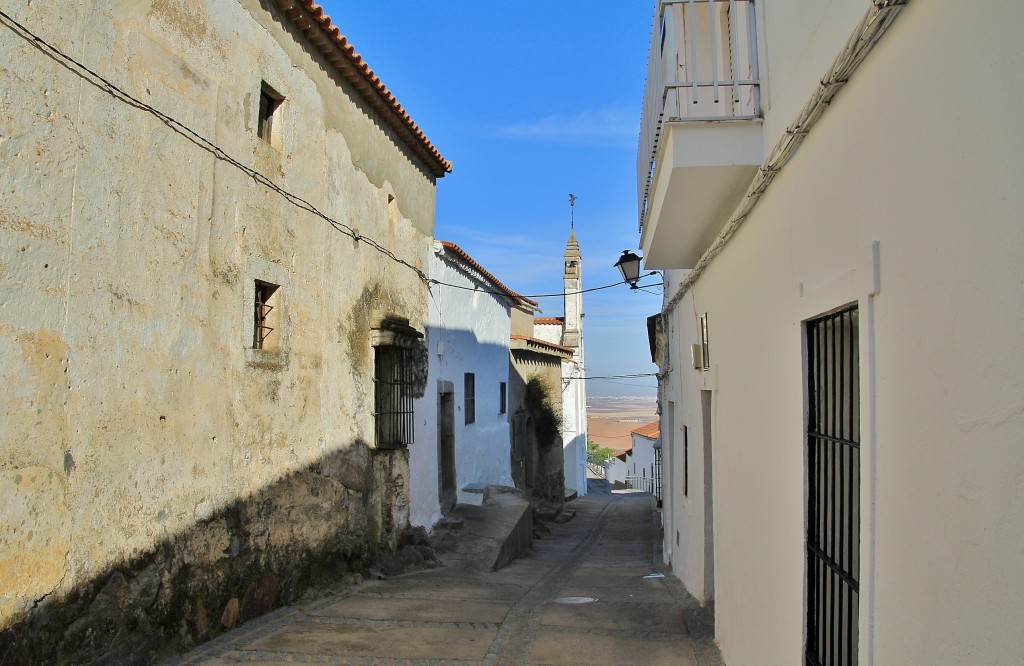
258,82,282,142
464,373,475,425
499,381,507,415
253,280,280,350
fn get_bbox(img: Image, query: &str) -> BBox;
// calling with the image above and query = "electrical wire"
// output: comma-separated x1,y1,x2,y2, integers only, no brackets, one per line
0,9,431,283
586,379,658,388
661,0,907,315
565,373,657,380
1,7,674,315
428,272,659,300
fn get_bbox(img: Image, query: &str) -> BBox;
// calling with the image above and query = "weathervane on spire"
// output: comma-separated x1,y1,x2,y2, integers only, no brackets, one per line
568,193,577,229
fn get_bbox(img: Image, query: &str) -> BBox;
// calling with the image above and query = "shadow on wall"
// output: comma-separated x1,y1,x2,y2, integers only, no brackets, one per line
0,442,413,665
510,373,564,504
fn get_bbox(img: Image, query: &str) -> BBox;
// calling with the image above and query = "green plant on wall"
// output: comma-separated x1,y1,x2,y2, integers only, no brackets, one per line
524,374,561,449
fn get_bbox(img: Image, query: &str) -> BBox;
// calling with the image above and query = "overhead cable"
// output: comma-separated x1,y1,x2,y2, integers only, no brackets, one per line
662,0,907,315
0,9,429,282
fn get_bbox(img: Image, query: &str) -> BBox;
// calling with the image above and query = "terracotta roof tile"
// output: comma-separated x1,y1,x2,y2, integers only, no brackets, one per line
534,317,563,325
631,420,660,439
438,241,538,308
276,1,451,177
510,335,574,356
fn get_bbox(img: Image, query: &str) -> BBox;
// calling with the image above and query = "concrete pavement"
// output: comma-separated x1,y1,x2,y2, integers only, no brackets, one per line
163,485,723,665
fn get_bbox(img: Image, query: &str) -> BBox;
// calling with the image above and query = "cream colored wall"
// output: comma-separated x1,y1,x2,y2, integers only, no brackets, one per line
660,1,1024,663
754,0,865,149
661,273,713,604
0,0,434,630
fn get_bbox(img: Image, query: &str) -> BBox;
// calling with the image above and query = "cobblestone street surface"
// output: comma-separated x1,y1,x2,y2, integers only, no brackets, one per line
164,487,723,666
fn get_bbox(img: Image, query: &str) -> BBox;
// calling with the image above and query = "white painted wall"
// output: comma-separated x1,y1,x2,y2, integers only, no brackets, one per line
561,357,588,497
651,1,1024,664
410,244,514,529
533,322,562,345
628,432,657,487
606,454,628,486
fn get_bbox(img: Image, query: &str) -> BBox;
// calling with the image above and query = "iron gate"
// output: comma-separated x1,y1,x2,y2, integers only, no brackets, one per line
805,306,860,665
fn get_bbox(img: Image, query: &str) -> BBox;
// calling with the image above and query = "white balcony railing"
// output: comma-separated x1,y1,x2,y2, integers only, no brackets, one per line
638,0,761,231
624,475,655,493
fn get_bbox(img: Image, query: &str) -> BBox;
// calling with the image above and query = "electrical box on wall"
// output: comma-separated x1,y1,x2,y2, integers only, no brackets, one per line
691,343,703,370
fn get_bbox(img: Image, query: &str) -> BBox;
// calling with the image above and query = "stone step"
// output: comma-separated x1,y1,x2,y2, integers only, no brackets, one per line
430,486,532,572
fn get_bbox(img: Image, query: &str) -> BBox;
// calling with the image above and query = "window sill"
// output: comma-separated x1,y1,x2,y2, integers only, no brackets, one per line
245,347,288,370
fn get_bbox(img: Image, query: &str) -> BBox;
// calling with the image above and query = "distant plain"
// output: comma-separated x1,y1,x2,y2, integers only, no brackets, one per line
586,396,657,452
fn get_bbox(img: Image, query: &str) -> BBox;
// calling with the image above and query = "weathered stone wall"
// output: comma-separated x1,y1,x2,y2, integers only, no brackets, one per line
508,352,565,504
0,0,436,661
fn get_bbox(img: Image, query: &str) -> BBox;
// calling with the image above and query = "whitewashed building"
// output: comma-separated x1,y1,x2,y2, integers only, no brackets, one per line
637,0,1024,664
411,241,535,528
626,421,659,493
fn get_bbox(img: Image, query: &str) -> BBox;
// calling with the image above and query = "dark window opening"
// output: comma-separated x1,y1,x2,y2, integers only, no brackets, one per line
258,82,282,142
683,425,689,497
700,313,710,371
464,373,476,425
374,346,414,448
253,280,279,350
499,381,507,414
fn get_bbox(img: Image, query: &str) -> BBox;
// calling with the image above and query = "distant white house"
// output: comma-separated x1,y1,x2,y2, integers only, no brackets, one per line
606,443,630,487
606,421,659,493
627,421,659,493
410,241,536,529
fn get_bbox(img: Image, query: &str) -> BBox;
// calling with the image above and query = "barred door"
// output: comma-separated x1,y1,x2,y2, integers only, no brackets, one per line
805,306,860,665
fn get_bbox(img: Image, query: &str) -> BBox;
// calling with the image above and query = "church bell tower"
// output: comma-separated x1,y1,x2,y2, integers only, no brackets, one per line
562,230,582,348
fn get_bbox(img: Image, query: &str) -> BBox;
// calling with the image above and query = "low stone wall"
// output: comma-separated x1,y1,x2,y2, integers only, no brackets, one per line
0,445,410,665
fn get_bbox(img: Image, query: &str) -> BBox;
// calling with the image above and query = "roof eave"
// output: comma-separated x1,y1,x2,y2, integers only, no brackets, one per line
275,0,452,178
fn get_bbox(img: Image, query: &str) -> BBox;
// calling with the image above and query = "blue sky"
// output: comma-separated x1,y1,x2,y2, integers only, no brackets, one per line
320,2,660,396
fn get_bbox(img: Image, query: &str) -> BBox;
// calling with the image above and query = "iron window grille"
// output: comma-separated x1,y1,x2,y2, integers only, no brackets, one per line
805,305,861,666
653,445,663,506
464,373,476,425
374,346,415,449
253,280,278,350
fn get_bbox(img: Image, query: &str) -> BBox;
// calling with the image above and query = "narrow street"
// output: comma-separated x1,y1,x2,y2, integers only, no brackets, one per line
164,486,723,665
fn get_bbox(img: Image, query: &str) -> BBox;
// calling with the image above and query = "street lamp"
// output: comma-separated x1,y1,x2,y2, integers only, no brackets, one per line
614,250,643,289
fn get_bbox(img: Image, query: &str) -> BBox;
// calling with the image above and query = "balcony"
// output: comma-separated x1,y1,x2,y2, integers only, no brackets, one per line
637,0,763,269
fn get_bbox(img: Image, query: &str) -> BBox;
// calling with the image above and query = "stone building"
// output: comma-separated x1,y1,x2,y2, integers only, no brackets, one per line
508,320,572,505
0,0,448,661
636,0,1024,664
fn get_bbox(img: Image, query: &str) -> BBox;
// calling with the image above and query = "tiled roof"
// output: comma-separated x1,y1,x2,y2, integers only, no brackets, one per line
510,335,574,357
632,420,660,439
534,317,564,325
275,1,451,177
438,241,538,308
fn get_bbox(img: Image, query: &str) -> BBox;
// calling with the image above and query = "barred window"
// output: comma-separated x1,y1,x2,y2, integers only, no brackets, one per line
253,280,280,350
374,346,414,448
464,373,475,425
